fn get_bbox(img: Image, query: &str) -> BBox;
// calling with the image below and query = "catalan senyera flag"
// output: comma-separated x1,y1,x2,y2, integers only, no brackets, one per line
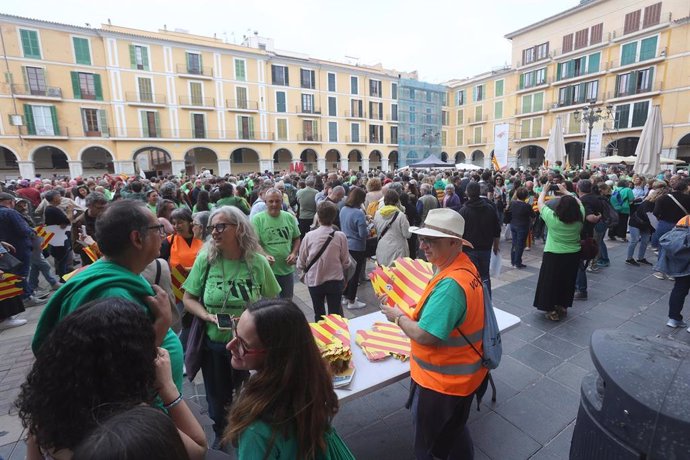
564,156,571,171
492,154,501,171
355,322,411,362
35,226,54,250
82,244,101,263
0,274,24,301
170,265,190,302
309,314,352,365
369,258,434,317
62,266,88,282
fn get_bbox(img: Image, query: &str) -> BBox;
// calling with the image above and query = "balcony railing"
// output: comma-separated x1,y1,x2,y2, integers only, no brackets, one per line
21,125,69,137
606,47,667,70
176,63,213,77
518,131,543,140
226,99,259,111
296,133,322,142
344,110,367,119
516,79,549,91
344,135,366,143
556,67,602,82
369,113,384,121
515,105,547,115
125,91,166,105
467,116,488,124
179,96,215,107
109,128,274,140
515,56,550,68
467,137,486,145
295,106,321,115
554,97,598,109
12,84,62,99
609,12,672,40
609,81,662,99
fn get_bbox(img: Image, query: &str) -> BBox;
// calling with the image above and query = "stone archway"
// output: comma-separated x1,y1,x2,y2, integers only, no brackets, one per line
81,146,114,175
0,146,20,180
231,148,260,174
348,149,362,172
32,146,70,177
565,142,585,168
325,149,341,171
454,151,466,164
470,150,485,168
441,152,448,162
185,147,218,175
677,133,690,164
606,137,639,157
273,148,293,172
300,149,318,171
369,150,382,170
134,147,171,178
389,151,399,171
515,145,545,168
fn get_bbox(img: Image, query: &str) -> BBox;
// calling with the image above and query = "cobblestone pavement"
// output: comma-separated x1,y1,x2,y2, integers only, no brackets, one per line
1,237,685,459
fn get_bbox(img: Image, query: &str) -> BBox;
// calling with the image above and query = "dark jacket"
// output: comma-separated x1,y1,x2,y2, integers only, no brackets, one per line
443,193,462,213
629,200,655,233
459,198,501,250
508,200,534,229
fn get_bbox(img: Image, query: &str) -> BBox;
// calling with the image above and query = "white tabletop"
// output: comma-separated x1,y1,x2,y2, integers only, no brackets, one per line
336,308,521,402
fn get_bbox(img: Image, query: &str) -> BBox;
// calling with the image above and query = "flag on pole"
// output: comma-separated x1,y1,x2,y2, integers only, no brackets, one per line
35,226,54,250
0,274,23,301
170,265,190,302
564,156,571,171
369,258,434,317
491,153,501,171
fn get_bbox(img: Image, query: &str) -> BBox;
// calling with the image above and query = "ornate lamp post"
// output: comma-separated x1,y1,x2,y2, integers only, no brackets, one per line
421,129,439,157
574,102,613,161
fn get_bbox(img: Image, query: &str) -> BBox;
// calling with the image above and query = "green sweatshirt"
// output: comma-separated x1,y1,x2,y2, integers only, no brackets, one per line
32,259,184,393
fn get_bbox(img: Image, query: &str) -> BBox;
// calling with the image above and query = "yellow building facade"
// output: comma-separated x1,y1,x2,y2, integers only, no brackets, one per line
1,0,689,179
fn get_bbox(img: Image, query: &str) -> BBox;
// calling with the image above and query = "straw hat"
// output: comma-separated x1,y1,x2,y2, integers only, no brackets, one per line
409,208,474,248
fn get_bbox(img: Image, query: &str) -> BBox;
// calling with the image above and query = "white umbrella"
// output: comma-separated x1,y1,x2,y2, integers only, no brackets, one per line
544,116,566,166
585,155,635,165
633,105,663,176
455,163,482,170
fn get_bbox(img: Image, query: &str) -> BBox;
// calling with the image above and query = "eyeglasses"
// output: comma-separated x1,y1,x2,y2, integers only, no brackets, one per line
147,224,166,236
206,223,234,234
419,237,443,246
230,320,267,357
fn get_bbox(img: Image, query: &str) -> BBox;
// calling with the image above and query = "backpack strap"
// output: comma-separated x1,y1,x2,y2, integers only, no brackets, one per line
379,211,400,240
154,259,162,285
668,194,690,216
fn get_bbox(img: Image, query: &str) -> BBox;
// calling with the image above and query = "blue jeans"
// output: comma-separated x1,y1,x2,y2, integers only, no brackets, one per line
16,247,33,299
308,279,344,321
627,227,650,260
275,272,295,300
510,225,529,266
465,248,491,294
652,220,675,249
575,259,588,293
29,249,59,291
594,221,609,265
668,275,690,321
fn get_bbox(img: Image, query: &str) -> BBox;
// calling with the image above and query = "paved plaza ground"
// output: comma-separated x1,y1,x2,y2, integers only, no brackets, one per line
0,236,686,459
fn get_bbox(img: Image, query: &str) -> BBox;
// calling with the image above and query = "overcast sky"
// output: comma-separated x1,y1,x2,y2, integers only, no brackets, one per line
5,0,578,83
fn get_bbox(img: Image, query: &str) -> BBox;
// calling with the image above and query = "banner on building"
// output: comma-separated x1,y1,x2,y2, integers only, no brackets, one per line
493,123,510,169
585,120,605,160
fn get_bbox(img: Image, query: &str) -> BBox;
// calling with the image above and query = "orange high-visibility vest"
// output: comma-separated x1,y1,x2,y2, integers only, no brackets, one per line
168,234,203,270
410,252,488,396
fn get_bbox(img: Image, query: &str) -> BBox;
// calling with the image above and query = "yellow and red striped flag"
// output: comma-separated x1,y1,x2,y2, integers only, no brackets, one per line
369,257,434,317
62,266,88,282
82,244,101,263
170,265,190,302
355,322,411,362
35,226,54,250
492,154,501,171
0,274,24,301
309,315,352,376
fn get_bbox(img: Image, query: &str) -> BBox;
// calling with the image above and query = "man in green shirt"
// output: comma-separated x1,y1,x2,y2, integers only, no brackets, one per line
216,183,250,215
252,188,301,300
296,176,318,238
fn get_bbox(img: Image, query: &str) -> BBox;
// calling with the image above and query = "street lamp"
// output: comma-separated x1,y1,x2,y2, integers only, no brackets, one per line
573,101,614,161
421,129,439,157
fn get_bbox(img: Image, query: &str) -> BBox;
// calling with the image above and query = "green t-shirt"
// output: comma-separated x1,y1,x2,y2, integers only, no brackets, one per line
192,203,215,214
540,204,584,254
217,196,250,215
238,421,353,460
418,278,467,341
183,251,280,342
252,211,301,276
296,187,318,220
146,203,157,214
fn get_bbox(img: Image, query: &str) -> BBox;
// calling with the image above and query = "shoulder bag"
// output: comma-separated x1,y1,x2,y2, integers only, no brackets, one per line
184,263,212,382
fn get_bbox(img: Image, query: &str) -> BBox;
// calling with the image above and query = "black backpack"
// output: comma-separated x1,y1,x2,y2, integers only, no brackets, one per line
599,195,619,227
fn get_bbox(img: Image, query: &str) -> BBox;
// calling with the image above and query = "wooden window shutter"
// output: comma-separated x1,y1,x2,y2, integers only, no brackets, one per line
70,71,82,99
562,34,573,53
23,105,35,135
94,74,103,101
575,29,588,49
49,106,60,135
643,3,662,28
590,23,603,44
624,10,641,34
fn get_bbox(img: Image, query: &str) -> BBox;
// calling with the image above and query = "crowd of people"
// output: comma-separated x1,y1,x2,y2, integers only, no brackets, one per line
0,161,688,459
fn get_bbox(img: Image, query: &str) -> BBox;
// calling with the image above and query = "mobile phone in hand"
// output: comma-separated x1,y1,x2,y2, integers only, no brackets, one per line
216,313,234,330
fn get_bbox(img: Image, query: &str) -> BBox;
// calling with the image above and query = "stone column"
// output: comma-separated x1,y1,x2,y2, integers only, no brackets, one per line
361,158,370,172
68,160,83,178
317,158,326,173
171,160,186,177
217,159,231,176
259,159,273,174
17,161,35,179
113,160,136,176
381,158,390,172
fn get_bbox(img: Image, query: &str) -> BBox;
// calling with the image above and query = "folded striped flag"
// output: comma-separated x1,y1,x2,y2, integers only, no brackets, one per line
309,314,352,374
355,321,411,362
369,257,434,317
35,226,54,250
170,265,189,302
0,274,24,301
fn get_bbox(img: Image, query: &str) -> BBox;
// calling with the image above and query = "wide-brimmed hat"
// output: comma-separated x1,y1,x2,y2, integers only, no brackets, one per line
409,208,474,248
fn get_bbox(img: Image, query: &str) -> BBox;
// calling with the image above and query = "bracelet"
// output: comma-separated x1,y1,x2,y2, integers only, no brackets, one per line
163,393,183,410
394,315,403,326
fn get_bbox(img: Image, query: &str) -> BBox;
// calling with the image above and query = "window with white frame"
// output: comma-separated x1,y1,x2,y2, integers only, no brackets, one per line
350,76,358,95
138,77,153,102
81,108,108,136
614,100,649,129
129,45,149,71
271,65,289,86
369,80,382,98
557,80,598,107
620,35,658,66
234,59,246,81
520,92,545,114
519,68,547,90
520,117,543,138
557,52,601,80
276,91,286,113
300,69,315,89
615,67,654,97
328,73,336,92
328,121,338,142
276,118,288,140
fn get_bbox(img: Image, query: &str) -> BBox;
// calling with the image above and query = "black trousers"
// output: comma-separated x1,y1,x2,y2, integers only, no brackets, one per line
309,279,344,321
343,250,366,302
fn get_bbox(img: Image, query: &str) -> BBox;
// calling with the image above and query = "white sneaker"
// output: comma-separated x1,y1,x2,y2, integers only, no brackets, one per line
24,296,48,307
346,299,366,310
667,318,688,328
0,316,27,330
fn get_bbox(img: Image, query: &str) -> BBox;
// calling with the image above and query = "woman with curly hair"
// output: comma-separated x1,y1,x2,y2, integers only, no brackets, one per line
224,299,353,459
16,298,207,460
182,205,280,448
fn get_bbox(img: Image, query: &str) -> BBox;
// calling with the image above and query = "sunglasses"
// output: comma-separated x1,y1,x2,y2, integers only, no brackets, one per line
207,223,235,234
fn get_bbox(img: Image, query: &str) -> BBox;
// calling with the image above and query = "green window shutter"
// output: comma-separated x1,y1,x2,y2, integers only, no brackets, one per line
23,105,35,135
276,92,286,112
313,120,318,138
248,117,255,137
277,119,287,140
556,63,563,80
21,30,40,59
49,106,59,135
588,53,600,73
94,74,103,100
98,110,109,135
235,60,245,80
472,86,477,101
631,102,649,127
142,48,150,71
519,73,525,89
566,60,575,79
621,42,637,66
73,37,91,65
494,101,503,119
532,118,542,137
71,72,82,99
522,95,531,113
129,45,136,69
639,36,657,61
533,92,544,111
627,72,636,95
153,112,160,136
140,112,149,137
495,80,503,97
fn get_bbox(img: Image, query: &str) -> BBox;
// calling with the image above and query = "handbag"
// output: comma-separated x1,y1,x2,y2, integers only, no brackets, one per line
299,230,336,283
0,251,23,274
184,264,211,382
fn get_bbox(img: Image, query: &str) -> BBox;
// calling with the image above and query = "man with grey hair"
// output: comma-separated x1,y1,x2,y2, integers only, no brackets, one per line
71,192,108,266
296,176,318,238
417,183,439,224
